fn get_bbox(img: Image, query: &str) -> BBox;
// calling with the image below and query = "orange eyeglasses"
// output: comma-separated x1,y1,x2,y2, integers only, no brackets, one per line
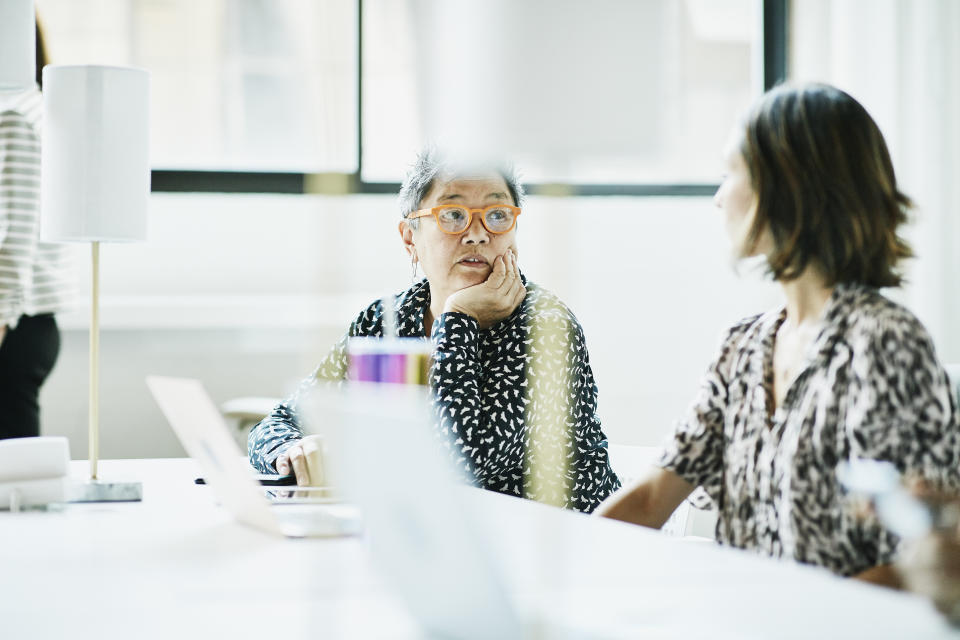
407,204,522,235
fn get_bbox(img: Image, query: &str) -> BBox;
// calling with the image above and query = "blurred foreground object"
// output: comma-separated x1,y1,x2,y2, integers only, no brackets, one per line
897,488,960,625
0,436,69,510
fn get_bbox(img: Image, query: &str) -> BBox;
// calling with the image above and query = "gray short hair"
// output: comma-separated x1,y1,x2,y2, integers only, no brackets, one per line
398,148,525,230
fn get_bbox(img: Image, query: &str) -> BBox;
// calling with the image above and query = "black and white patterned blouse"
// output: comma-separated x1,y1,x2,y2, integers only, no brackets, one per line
248,276,620,513
658,281,960,576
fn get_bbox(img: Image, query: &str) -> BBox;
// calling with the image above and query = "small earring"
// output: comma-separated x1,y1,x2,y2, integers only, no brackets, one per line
410,255,419,282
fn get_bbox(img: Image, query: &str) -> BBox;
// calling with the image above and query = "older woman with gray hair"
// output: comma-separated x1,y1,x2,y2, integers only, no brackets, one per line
248,150,620,512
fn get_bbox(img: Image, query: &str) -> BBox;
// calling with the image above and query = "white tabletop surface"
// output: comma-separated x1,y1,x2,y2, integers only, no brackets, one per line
0,458,957,639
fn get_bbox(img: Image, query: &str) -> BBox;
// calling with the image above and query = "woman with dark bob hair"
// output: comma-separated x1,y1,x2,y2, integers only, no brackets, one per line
597,83,960,586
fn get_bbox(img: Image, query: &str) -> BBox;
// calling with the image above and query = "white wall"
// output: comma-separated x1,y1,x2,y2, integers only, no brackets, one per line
790,0,960,364
41,192,783,459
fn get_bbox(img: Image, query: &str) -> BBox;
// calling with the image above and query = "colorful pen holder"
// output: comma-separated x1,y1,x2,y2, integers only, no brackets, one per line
346,337,432,385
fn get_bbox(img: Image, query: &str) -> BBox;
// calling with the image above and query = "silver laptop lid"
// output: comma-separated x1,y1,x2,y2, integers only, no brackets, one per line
146,376,283,536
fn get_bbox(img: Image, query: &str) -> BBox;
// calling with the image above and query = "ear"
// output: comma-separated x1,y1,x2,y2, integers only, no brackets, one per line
398,220,417,260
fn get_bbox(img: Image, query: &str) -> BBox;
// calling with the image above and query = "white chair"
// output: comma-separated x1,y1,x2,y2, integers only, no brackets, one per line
946,364,960,407
220,396,280,448
606,443,717,539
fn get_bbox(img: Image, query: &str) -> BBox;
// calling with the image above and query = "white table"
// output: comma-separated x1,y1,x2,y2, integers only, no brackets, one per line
0,459,956,639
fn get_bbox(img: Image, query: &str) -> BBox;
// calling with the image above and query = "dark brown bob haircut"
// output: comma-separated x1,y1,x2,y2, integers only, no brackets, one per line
740,83,912,287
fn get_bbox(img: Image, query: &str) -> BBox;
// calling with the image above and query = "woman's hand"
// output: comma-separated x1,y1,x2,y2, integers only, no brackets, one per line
896,487,960,622
899,529,960,622
275,435,325,486
443,249,525,329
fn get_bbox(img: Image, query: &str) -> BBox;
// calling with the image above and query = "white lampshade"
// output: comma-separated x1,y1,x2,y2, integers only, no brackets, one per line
40,65,150,243
0,0,35,90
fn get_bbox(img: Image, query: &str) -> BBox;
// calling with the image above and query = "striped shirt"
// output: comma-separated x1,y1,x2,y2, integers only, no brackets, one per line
0,86,74,327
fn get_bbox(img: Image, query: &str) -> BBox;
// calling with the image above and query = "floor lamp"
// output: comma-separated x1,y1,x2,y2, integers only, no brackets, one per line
40,65,150,502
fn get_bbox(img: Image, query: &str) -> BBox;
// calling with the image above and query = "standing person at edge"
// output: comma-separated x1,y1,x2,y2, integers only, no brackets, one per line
596,83,960,585
0,22,74,439
248,150,620,512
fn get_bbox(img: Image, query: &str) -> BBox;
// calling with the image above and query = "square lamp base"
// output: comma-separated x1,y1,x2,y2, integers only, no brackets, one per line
69,480,143,503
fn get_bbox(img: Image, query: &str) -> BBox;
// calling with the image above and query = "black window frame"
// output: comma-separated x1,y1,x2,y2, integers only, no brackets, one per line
152,0,788,195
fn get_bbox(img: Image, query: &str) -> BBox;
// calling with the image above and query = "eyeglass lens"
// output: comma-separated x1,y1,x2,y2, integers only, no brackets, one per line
436,206,515,233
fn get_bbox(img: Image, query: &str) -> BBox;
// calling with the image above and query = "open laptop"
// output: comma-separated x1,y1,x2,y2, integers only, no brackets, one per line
146,376,361,539
305,384,615,639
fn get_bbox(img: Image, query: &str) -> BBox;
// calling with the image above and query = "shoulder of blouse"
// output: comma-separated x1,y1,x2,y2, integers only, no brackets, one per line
518,280,585,332
349,278,430,336
833,283,934,348
718,310,768,349
698,311,770,384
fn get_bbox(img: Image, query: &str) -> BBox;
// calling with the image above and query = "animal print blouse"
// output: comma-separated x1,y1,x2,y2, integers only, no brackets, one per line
248,276,621,513
658,282,960,576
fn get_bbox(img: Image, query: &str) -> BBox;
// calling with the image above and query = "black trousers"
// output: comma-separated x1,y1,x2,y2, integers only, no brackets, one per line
0,314,61,440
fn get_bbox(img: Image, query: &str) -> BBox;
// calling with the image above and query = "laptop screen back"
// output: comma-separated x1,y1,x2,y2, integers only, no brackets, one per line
305,383,524,639
146,375,281,535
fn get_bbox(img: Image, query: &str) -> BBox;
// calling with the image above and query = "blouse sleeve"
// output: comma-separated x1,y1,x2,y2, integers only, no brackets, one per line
429,306,618,511
845,313,960,488
520,309,620,512
842,312,960,565
656,322,750,504
428,312,499,482
246,319,359,473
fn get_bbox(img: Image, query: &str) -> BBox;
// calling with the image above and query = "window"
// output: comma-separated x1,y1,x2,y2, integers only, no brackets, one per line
37,0,357,172
362,0,761,185
35,0,783,193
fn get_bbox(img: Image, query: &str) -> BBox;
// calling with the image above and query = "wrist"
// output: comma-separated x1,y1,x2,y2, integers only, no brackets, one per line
442,301,476,320
432,311,480,351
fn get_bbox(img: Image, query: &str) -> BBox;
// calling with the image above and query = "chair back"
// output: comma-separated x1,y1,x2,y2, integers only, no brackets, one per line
946,364,960,407
606,443,717,538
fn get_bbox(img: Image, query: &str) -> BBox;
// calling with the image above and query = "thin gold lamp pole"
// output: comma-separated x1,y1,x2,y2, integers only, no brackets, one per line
89,242,100,480
41,64,150,502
